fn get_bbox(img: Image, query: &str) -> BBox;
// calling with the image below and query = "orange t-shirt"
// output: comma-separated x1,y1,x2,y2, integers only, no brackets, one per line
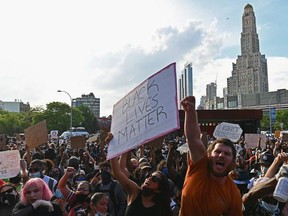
179,155,243,216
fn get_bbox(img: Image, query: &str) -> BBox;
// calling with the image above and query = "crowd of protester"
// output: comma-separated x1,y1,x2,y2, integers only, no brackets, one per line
1,98,288,215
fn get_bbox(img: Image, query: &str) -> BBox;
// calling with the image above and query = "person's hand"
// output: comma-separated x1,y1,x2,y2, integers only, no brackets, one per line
90,172,101,184
180,96,196,112
65,167,76,177
105,132,113,144
276,152,288,163
229,169,240,180
276,164,288,180
32,200,54,212
20,159,27,171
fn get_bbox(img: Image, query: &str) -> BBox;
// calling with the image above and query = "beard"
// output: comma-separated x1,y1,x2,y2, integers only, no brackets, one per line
208,158,234,177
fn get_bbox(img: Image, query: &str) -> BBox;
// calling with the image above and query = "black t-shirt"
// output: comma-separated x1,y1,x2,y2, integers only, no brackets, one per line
125,192,161,216
11,201,62,216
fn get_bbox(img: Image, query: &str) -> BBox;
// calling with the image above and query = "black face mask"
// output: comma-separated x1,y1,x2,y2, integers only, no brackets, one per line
100,171,112,184
9,177,22,185
75,194,89,203
1,193,18,205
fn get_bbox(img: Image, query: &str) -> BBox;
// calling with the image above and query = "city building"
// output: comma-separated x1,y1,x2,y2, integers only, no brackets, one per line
0,99,30,112
178,62,193,109
72,93,100,117
227,4,268,96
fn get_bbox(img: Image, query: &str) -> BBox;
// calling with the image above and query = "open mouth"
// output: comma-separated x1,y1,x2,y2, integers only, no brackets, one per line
216,161,224,167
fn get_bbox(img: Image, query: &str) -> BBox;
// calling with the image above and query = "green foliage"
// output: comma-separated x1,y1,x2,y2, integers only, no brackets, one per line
0,112,22,136
261,109,288,132
0,101,98,135
77,105,98,133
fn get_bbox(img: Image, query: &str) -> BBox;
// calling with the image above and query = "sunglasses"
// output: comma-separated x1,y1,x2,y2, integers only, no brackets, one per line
28,168,41,173
0,188,14,195
146,173,161,183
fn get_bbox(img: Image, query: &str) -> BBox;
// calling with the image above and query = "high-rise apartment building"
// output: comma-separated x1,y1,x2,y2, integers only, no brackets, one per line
227,4,268,96
206,82,217,100
72,93,100,117
178,62,193,108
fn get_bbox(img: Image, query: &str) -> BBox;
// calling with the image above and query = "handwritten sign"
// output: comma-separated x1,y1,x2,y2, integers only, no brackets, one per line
24,120,48,149
282,133,288,142
244,133,266,148
50,130,58,139
0,150,20,179
107,63,179,159
213,122,242,142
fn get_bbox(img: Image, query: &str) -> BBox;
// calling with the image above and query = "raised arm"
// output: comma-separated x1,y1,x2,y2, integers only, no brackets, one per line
58,167,74,198
119,151,133,178
265,152,288,178
106,133,140,205
180,96,206,163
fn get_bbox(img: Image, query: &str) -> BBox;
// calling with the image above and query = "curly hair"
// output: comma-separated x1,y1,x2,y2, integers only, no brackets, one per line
20,178,53,205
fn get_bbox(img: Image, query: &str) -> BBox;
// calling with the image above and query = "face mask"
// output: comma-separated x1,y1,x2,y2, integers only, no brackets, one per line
10,177,22,185
1,193,17,205
261,201,279,213
100,171,111,184
261,166,268,175
75,194,89,203
96,213,107,216
29,171,42,178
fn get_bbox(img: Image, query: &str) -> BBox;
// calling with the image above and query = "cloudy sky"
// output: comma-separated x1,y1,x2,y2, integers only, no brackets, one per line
0,0,287,117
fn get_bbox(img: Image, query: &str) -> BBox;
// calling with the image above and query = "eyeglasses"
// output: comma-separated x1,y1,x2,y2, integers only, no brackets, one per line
28,168,40,173
146,173,161,183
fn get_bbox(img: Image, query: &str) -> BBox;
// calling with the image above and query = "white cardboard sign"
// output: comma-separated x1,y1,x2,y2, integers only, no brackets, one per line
107,63,179,159
213,122,243,142
0,150,21,179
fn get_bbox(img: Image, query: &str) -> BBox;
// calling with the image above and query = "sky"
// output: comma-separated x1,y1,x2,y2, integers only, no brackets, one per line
0,0,287,117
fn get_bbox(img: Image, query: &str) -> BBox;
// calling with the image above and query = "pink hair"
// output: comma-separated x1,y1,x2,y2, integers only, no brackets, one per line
21,178,53,205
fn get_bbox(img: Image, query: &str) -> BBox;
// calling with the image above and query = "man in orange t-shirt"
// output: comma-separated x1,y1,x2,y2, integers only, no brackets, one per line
179,96,242,216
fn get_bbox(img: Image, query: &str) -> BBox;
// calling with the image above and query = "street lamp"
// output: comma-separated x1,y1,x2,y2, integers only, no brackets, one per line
57,90,73,130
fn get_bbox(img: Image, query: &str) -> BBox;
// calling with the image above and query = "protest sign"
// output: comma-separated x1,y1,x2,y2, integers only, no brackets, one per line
107,63,179,159
0,150,20,179
244,133,266,148
282,133,288,142
213,122,242,142
24,120,48,149
71,136,86,149
50,130,58,139
177,143,189,154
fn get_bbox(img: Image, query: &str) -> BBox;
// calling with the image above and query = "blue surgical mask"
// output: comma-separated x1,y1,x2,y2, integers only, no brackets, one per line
29,171,41,178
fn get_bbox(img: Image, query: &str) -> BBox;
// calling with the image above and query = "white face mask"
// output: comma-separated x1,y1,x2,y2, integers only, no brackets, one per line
261,201,279,213
261,166,269,175
29,171,42,178
96,213,107,216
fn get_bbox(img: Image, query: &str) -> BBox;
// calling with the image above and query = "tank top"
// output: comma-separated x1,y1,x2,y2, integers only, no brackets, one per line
125,191,161,216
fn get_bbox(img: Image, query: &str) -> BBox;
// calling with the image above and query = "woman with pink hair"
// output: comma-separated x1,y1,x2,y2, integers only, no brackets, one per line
11,178,63,216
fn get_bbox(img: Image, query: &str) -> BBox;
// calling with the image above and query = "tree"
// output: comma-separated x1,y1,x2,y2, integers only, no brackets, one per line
77,105,98,133
0,112,22,136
